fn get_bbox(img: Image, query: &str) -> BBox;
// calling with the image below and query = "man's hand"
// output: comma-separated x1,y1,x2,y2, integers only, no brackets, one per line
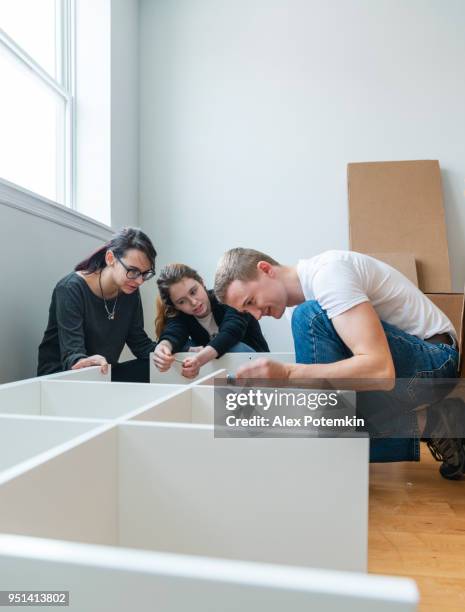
71,354,108,374
182,355,201,378
236,358,291,380
153,341,175,372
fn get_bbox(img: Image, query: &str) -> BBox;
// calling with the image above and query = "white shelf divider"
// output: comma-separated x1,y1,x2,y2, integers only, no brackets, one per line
0,533,418,612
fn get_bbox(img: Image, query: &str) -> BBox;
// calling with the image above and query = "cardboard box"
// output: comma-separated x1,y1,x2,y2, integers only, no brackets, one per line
348,160,451,292
348,160,465,375
367,252,418,286
426,293,465,375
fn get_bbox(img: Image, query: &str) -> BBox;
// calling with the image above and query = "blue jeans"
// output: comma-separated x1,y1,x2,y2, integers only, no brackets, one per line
226,342,255,353
291,301,459,462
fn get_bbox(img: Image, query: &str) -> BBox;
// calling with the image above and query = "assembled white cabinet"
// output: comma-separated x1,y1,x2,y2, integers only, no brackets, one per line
0,353,418,611
0,422,369,571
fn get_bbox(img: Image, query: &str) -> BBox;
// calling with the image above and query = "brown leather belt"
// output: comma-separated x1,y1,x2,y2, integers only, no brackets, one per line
425,333,454,346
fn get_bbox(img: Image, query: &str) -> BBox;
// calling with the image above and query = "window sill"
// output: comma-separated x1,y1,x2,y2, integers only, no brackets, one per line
0,178,113,241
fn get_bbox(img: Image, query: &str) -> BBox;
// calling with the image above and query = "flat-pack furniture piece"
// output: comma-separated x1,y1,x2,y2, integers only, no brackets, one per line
150,351,296,383
131,385,215,424
0,415,102,474
0,534,418,612
0,354,413,610
0,421,369,572
0,380,184,420
41,365,111,382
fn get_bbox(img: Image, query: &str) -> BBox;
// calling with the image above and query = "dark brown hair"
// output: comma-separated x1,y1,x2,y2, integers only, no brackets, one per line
75,227,156,274
155,263,205,339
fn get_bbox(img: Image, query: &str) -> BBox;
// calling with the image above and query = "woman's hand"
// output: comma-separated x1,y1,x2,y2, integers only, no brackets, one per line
71,354,109,374
153,341,175,372
181,345,218,378
181,355,201,378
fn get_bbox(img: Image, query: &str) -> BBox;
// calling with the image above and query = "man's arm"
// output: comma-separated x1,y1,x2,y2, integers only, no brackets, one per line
236,302,395,390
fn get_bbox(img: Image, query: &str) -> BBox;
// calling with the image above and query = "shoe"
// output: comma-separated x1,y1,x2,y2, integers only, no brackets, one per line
424,398,465,480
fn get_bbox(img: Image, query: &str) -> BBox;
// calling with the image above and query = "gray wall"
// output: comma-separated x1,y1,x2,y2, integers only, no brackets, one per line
75,0,140,229
0,206,107,383
139,0,465,350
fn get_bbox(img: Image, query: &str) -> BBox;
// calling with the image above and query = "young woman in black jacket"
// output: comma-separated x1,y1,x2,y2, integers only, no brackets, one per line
154,263,269,378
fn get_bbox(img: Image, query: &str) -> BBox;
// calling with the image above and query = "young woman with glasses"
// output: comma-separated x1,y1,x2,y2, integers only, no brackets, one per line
38,227,157,382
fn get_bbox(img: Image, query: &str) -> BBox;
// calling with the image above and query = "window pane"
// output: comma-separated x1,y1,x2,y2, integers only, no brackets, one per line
0,46,66,204
0,0,57,77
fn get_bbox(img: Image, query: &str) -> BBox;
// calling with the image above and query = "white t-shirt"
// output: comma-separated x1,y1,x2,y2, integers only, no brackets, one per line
196,312,219,338
287,250,456,340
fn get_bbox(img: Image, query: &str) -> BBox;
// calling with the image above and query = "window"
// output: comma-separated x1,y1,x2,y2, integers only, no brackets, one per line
0,0,74,207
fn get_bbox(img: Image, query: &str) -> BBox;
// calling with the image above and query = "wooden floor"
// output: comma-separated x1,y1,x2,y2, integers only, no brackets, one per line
369,442,465,611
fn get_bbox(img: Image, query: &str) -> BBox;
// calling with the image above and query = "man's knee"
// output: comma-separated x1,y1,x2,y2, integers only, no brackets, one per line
291,300,324,331
291,300,345,364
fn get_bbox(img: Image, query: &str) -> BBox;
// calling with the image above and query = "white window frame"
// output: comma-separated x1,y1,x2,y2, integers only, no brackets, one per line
0,0,75,209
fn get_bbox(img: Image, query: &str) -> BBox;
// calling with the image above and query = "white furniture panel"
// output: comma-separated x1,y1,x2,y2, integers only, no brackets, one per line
0,422,368,572
0,415,102,473
42,366,111,382
0,380,185,420
0,369,111,418
0,534,418,612
132,386,214,424
0,380,41,416
130,388,192,423
150,352,295,383
118,422,369,572
191,386,215,423
0,427,118,544
40,381,184,419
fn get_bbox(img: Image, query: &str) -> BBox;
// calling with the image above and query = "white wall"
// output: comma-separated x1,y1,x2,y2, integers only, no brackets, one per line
111,0,140,229
139,0,465,350
75,0,112,226
76,0,140,229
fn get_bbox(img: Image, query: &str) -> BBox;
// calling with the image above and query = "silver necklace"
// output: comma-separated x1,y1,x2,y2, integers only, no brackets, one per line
98,272,118,320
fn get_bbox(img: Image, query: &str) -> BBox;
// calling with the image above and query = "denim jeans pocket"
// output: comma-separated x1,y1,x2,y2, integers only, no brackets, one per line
439,339,459,356
407,354,459,405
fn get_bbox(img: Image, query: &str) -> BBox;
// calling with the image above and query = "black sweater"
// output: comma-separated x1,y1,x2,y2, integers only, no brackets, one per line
38,272,156,375
158,291,269,357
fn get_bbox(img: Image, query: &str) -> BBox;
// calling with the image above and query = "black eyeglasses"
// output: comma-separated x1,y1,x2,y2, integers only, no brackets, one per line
116,256,155,281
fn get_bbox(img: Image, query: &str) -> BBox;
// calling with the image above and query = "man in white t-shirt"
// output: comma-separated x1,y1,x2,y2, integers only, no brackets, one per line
214,248,465,480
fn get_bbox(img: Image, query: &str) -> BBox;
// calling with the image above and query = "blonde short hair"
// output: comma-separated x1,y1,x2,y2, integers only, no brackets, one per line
214,248,280,302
